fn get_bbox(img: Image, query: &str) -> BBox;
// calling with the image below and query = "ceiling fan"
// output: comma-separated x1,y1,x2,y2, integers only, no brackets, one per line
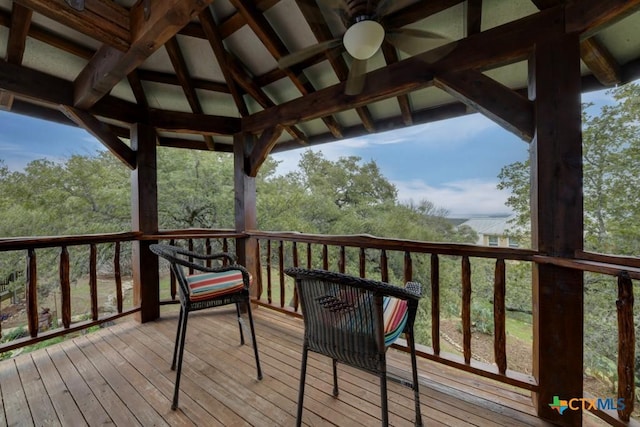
279,0,454,95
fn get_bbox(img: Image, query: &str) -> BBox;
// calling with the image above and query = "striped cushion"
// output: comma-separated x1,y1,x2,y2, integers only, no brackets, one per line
383,296,408,347
185,270,246,302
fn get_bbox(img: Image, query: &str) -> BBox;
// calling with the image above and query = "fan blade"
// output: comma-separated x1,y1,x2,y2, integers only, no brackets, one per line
386,28,451,57
278,38,343,69
376,0,394,17
345,58,367,95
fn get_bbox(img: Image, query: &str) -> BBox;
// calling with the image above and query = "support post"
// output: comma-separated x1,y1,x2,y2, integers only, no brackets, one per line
131,122,159,322
529,33,584,426
234,132,258,299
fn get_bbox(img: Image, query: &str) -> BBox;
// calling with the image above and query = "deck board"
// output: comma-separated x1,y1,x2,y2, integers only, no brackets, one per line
0,305,607,426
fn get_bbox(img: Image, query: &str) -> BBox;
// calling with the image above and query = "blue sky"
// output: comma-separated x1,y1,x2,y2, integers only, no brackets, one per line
0,89,613,217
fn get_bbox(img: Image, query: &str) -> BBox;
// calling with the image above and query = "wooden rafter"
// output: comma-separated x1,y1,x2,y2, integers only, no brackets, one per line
229,0,344,139
465,0,483,36
165,36,215,150
59,105,136,170
73,0,214,109
1,3,32,110
198,8,249,117
435,70,534,141
13,0,129,51
135,70,231,94
381,42,412,126
127,71,148,109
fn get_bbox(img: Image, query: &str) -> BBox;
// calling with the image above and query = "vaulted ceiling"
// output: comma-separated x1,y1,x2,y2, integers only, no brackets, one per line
1,0,639,172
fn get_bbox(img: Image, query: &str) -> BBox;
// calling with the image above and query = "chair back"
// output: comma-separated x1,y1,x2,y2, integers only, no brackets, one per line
286,268,413,373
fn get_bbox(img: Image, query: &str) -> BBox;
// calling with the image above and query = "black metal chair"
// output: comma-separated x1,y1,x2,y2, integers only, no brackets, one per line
285,267,423,426
150,243,262,410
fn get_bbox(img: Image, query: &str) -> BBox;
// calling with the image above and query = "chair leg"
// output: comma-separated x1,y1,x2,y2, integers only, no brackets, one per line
172,307,189,410
171,306,184,370
235,302,245,345
380,365,389,427
245,298,263,380
407,331,423,426
296,344,309,427
332,358,339,396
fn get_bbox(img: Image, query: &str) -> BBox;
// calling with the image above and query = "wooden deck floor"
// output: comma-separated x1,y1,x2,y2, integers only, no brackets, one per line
0,306,608,426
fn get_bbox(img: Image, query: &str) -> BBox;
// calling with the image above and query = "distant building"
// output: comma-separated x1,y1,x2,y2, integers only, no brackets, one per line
456,215,519,248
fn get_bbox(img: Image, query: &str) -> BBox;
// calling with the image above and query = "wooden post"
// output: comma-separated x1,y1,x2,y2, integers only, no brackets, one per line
131,122,159,322
234,133,258,299
529,33,584,426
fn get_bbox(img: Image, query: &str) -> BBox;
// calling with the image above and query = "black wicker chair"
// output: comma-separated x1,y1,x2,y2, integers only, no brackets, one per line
285,268,423,426
150,243,262,409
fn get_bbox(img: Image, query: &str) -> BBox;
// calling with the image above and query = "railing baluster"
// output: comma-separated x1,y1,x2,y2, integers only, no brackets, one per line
404,251,412,282
169,239,177,301
462,256,472,364
188,239,194,274
60,246,71,328
255,239,263,300
339,246,346,273
279,240,285,308
292,242,299,310
494,258,507,374
359,247,366,278
205,238,212,267
431,254,440,355
380,249,388,282
267,240,272,305
306,243,312,269
27,248,38,337
222,238,228,265
616,272,635,422
114,242,123,314
322,244,328,270
90,244,98,321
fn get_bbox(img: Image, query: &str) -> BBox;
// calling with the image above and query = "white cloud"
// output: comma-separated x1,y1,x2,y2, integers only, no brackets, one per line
393,178,513,217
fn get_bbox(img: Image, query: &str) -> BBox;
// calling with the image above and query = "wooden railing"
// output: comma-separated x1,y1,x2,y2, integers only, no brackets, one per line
0,229,636,424
0,232,141,353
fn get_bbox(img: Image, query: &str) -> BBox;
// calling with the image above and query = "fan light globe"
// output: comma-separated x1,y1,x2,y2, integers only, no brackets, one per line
343,20,385,60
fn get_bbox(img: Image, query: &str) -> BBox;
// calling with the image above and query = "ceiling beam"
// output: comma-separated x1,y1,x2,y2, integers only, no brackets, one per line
148,110,240,136
13,0,129,51
242,7,564,134
435,70,534,141
73,0,214,109
59,106,136,170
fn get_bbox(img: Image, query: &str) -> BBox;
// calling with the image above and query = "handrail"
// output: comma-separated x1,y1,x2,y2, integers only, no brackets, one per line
249,230,537,260
0,231,141,251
